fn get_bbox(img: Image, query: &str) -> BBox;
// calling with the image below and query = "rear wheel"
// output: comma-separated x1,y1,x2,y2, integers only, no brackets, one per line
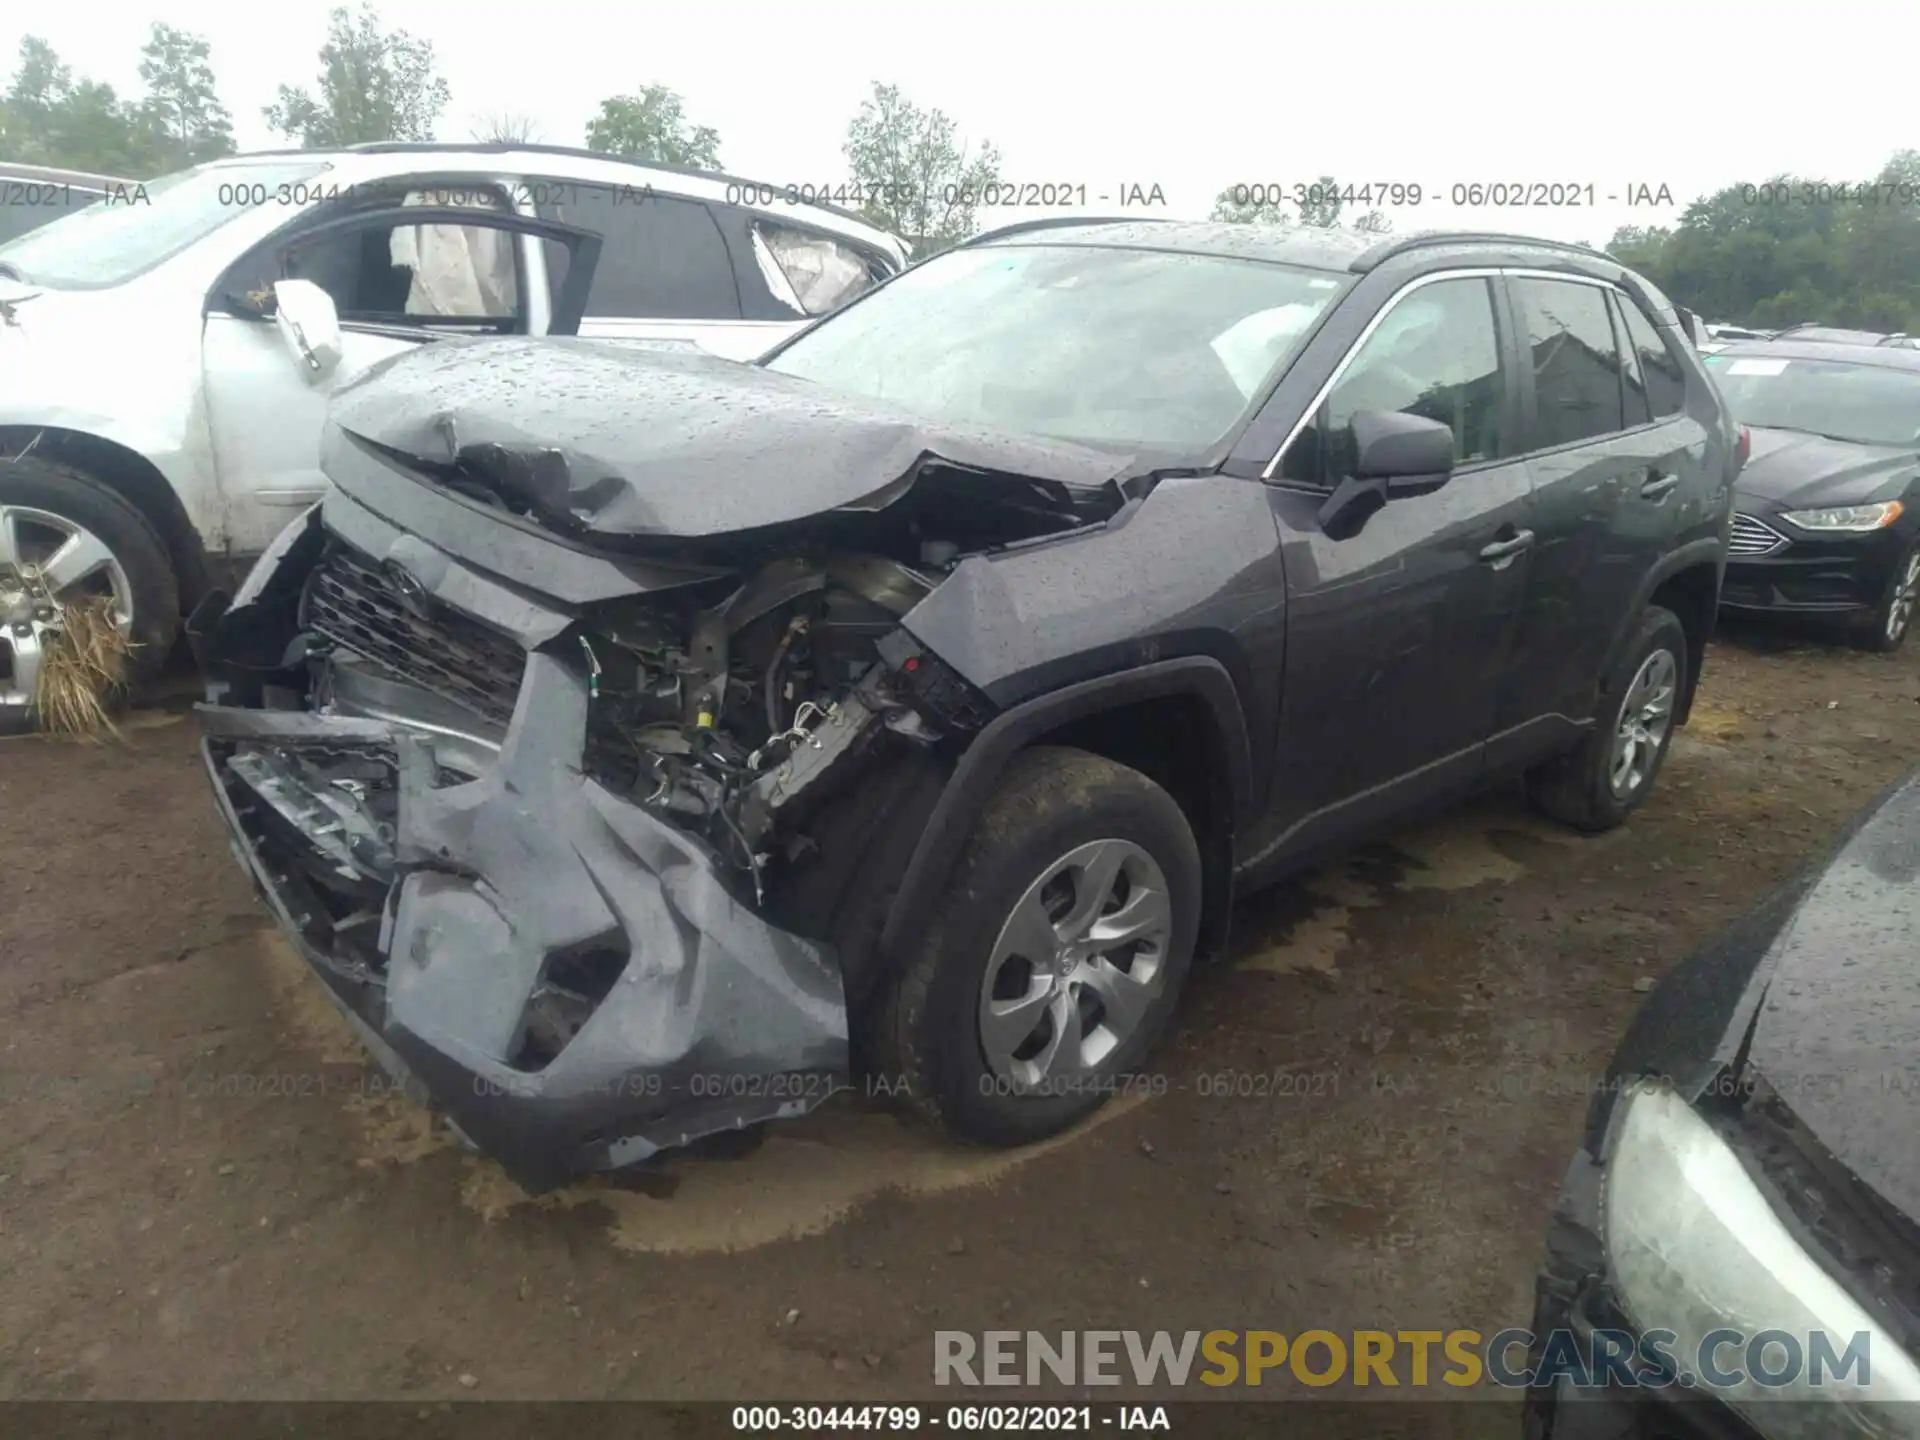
1856,543,1920,652
1526,606,1688,833
863,746,1202,1146
0,457,177,734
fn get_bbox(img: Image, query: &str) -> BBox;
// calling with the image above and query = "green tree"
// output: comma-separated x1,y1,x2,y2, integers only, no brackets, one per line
137,23,234,170
0,36,159,175
473,110,541,145
842,82,1000,255
2,36,77,162
584,85,720,168
46,79,154,175
1608,167,1918,329
264,4,450,147
1208,185,1289,225
1298,173,1342,227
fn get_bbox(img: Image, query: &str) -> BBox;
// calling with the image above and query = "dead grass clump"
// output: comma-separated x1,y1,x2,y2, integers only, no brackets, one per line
33,597,133,740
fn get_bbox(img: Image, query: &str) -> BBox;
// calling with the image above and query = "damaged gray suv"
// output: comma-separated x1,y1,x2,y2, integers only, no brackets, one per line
191,221,1737,1190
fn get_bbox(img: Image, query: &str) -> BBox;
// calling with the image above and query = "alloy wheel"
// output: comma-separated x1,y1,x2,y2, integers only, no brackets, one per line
1608,648,1678,799
1885,551,1920,643
977,837,1173,1092
0,504,135,712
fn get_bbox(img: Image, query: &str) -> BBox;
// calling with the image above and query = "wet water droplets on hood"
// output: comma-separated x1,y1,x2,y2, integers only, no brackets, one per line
327,338,1133,540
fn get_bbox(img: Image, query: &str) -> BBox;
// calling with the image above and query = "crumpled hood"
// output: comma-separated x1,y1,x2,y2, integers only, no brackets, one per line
1742,766,1920,1221
1735,426,1919,507
326,336,1134,539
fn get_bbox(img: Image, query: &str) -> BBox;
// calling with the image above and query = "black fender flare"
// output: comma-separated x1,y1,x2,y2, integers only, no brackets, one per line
1604,536,1725,719
876,656,1253,966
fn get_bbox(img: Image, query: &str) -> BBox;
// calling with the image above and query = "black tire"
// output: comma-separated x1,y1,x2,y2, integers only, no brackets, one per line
1525,605,1689,833
0,456,178,734
1854,541,1920,653
862,746,1202,1147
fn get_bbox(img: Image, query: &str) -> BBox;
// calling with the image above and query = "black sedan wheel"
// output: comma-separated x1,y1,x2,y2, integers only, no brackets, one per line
1857,544,1920,652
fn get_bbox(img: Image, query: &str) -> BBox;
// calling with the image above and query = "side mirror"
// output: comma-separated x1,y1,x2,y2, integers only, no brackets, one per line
272,279,342,380
1317,410,1456,538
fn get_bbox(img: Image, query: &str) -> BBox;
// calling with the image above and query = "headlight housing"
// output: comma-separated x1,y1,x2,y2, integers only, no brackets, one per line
1604,1083,1920,1436
1779,500,1904,532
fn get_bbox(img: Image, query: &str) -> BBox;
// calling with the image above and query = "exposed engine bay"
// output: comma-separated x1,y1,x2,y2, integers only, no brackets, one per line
286,483,1070,911
565,550,945,897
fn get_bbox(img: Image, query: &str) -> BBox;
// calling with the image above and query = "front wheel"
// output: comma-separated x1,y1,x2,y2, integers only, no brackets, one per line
1526,606,1689,833
863,746,1202,1146
0,457,178,734
1856,543,1920,652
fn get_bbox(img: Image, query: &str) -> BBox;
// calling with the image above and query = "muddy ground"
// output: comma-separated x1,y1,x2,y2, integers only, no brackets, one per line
1,622,1916,1406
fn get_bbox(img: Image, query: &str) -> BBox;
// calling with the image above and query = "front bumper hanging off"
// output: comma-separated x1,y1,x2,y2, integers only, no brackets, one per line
198,633,850,1195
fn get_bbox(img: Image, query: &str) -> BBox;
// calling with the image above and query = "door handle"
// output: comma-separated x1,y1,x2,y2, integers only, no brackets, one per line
1479,529,1535,565
1640,472,1681,501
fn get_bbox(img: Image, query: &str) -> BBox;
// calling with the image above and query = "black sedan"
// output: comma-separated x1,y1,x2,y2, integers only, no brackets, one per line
1707,341,1920,649
1528,766,1920,1438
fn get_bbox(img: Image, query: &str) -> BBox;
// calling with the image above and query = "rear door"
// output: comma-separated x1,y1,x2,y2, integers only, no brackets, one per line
200,193,600,555
530,181,779,359
1494,275,1700,751
1256,272,1535,863
529,181,897,360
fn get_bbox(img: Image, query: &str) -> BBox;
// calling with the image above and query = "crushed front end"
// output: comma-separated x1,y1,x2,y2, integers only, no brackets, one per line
189,487,1014,1191
189,345,1136,1189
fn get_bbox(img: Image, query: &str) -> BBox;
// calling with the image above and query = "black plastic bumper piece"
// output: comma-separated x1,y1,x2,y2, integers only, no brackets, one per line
197,648,850,1193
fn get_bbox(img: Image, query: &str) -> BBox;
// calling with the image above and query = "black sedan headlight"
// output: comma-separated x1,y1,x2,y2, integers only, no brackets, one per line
1778,501,1904,533
1603,1083,1920,1436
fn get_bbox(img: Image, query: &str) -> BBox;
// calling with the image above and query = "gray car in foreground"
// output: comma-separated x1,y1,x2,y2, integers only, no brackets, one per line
190,224,1736,1189
1528,765,1920,1437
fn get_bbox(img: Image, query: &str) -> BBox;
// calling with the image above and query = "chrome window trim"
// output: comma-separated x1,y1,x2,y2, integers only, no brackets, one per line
1260,266,1633,480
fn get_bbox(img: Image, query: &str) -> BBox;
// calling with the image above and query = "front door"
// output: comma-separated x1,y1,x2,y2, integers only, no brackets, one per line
199,189,601,557
1251,273,1535,869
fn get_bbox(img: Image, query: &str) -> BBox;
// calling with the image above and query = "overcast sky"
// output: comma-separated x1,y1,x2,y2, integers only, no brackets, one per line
6,0,1908,245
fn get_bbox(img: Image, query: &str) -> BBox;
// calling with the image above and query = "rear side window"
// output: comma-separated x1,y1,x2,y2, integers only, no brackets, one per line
535,182,741,320
750,219,880,316
1513,277,1626,447
1615,296,1687,418
1611,294,1652,429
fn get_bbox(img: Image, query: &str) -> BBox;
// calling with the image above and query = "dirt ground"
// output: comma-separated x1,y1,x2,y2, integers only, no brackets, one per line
1,621,1916,1405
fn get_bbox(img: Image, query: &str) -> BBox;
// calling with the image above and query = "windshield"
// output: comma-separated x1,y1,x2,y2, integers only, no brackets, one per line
764,243,1349,454
1705,353,1920,447
0,160,327,289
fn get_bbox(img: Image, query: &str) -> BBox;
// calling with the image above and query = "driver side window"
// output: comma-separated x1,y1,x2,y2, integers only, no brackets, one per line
1280,276,1508,488
222,184,526,334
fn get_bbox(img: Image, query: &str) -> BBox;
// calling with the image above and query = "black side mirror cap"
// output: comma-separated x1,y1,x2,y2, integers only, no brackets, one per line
1317,410,1456,537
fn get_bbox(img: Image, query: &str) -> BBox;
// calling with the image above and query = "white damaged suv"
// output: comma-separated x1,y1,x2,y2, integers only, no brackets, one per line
0,142,907,728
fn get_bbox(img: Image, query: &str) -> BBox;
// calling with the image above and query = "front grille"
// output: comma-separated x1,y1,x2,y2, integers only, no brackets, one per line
305,546,526,726
1729,512,1790,557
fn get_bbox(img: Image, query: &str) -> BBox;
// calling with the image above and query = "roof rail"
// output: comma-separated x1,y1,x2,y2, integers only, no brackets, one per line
0,160,132,187
230,141,887,234
959,214,1177,247
1350,230,1621,274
